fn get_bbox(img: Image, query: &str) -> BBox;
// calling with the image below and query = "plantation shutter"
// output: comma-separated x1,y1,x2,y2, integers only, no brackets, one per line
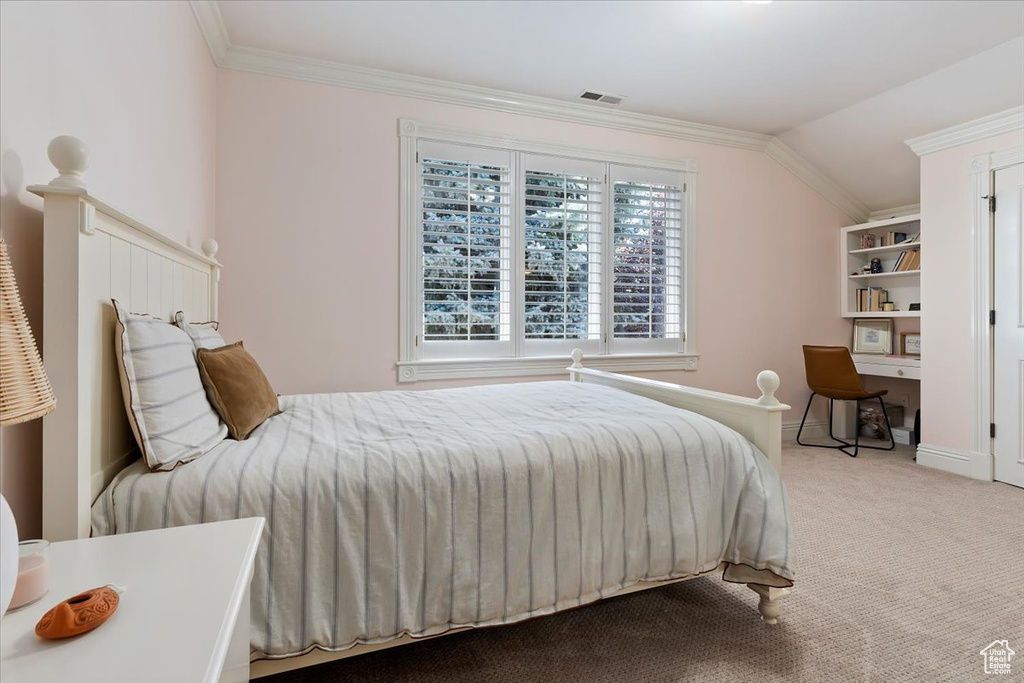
418,142,512,358
610,165,684,353
522,155,604,354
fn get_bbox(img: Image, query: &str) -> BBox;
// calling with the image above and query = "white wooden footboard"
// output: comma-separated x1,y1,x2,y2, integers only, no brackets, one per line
567,349,789,471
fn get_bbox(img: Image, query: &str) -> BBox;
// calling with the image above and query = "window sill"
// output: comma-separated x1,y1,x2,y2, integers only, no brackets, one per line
396,353,699,383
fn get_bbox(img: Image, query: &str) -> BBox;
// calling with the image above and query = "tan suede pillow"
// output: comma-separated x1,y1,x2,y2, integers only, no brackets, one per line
196,341,280,440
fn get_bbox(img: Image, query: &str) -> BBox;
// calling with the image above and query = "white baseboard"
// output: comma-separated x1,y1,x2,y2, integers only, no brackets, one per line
916,443,993,481
782,420,829,442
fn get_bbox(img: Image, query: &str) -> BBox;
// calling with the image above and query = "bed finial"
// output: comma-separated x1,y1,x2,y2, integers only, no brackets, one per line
570,348,584,369
756,370,781,406
201,239,219,259
46,136,89,189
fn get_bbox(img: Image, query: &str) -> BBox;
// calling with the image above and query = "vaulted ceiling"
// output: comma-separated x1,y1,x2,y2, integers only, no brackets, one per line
202,0,1024,213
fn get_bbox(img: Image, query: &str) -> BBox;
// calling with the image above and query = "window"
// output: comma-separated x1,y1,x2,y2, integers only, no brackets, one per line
399,121,696,382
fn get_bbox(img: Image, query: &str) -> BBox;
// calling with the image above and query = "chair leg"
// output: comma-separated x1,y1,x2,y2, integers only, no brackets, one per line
827,398,838,440
800,394,855,452
796,393,816,446
798,393,897,457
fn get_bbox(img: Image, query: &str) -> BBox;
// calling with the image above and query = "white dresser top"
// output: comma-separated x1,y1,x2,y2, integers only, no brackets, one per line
1,518,263,683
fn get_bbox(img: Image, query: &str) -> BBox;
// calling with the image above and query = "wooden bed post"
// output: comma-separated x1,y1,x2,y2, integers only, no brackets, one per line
29,136,223,541
748,584,791,625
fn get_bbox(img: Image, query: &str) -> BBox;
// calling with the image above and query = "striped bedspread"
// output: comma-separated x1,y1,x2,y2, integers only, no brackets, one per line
92,381,794,659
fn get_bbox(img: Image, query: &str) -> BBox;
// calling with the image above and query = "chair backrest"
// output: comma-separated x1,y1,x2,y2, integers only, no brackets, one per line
802,345,867,399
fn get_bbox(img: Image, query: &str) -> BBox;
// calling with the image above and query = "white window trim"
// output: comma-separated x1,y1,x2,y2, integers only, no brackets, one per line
398,118,698,383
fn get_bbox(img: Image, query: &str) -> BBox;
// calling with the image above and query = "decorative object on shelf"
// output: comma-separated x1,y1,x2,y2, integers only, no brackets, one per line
852,319,893,354
859,233,876,249
882,302,896,312
34,585,120,639
908,303,921,311
900,332,921,356
9,540,49,611
0,239,57,616
860,265,873,274
870,257,883,273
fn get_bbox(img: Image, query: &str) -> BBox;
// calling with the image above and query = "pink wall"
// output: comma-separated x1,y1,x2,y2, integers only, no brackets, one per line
0,1,217,537
216,71,852,411
919,129,1024,452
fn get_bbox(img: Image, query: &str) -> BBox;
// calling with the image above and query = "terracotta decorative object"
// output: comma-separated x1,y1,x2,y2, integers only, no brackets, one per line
35,586,119,639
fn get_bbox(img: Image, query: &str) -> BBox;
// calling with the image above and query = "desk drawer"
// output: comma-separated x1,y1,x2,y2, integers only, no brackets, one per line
855,362,920,380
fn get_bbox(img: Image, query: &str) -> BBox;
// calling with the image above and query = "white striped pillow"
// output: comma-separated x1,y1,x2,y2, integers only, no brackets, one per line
174,311,226,350
113,300,228,470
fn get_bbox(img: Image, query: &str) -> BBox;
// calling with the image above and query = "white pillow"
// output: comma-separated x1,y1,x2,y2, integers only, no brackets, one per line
174,311,226,350
113,301,228,470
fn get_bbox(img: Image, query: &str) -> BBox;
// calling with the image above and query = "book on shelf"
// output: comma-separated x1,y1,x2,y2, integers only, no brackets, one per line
892,251,907,272
856,286,889,312
890,249,920,272
879,231,908,247
906,249,920,271
860,233,876,249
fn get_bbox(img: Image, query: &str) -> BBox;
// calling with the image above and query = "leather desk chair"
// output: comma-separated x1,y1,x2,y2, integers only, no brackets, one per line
797,345,896,457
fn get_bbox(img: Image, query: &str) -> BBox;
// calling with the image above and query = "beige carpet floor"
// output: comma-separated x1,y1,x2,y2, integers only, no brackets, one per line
263,443,1024,683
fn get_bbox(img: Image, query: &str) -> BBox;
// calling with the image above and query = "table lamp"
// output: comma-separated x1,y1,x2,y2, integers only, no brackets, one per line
0,238,56,614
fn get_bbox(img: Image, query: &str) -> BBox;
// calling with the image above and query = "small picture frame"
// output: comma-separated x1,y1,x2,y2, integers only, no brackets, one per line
853,319,893,354
900,332,921,356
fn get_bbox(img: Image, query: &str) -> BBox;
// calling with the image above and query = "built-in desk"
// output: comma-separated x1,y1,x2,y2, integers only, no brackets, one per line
852,353,921,380
832,354,920,439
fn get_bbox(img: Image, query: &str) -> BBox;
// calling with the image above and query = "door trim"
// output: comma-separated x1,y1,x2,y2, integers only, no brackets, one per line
968,148,1024,478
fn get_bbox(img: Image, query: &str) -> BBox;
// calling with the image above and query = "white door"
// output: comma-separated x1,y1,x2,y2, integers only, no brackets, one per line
993,162,1024,487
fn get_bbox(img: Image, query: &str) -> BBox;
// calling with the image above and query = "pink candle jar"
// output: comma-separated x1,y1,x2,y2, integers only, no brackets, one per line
9,540,49,611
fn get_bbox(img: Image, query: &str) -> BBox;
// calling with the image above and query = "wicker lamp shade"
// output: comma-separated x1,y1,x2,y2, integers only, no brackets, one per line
0,239,55,426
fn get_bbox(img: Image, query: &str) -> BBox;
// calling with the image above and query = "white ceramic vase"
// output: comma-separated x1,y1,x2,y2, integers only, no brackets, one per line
0,494,18,614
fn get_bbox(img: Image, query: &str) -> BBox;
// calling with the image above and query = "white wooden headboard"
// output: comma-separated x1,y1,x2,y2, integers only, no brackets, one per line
29,136,220,541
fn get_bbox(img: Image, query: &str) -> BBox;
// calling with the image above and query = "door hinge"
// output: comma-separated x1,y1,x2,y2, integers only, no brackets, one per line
990,309,996,325
983,194,996,212
415,335,420,347
990,423,996,439
683,182,687,193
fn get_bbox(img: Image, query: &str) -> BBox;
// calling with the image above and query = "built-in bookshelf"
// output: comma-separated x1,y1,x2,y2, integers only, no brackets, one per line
841,214,921,318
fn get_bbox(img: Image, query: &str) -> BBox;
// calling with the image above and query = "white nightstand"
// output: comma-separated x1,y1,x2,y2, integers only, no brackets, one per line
1,518,263,683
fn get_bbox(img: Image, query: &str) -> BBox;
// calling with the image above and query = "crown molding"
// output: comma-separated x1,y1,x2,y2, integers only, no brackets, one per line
868,204,920,221
221,45,774,152
189,0,229,64
905,105,1024,157
189,0,868,221
765,139,870,222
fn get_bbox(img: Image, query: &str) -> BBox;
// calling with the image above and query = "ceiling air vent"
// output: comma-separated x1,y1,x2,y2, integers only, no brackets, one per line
578,91,624,106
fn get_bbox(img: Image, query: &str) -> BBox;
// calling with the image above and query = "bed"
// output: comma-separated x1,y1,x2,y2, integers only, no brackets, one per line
31,137,793,678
